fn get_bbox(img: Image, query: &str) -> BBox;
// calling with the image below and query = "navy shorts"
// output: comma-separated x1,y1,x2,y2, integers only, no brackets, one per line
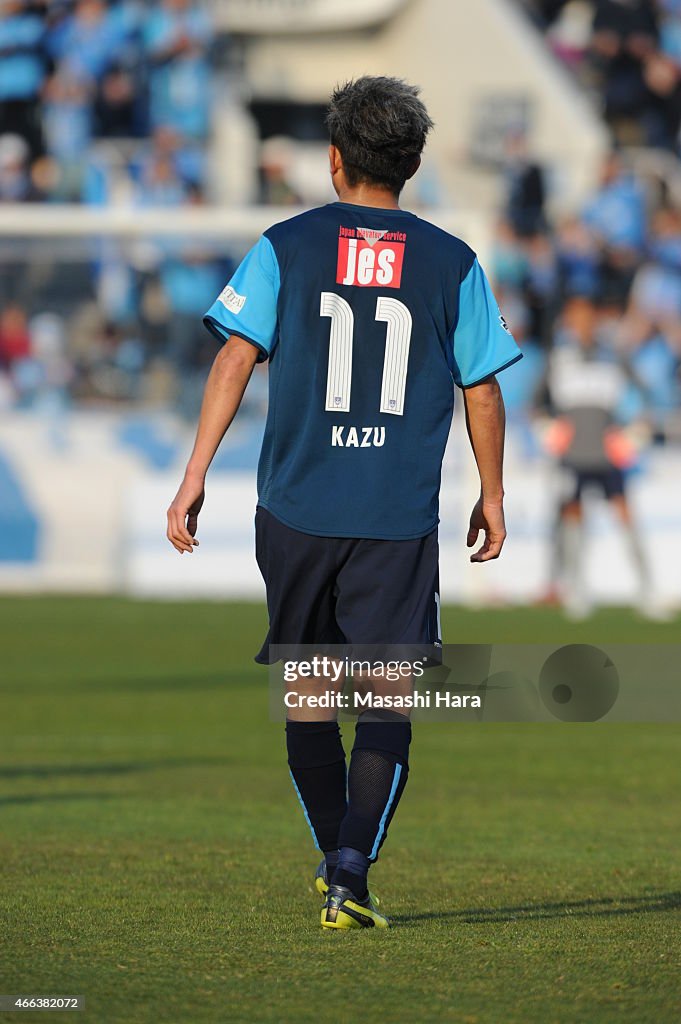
254,506,441,664
562,464,625,503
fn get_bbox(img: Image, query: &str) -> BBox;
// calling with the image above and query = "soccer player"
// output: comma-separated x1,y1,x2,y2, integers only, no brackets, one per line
167,77,521,929
536,295,651,618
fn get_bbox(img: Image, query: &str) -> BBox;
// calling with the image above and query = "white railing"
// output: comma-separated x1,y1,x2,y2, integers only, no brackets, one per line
0,204,491,260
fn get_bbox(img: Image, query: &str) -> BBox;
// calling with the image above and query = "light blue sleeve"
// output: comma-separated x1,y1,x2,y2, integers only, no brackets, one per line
203,235,280,362
450,258,522,387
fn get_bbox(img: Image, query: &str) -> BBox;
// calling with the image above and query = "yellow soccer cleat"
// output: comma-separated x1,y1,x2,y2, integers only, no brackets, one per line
321,884,389,929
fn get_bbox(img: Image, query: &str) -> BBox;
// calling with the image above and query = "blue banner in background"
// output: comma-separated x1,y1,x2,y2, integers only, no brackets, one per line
0,452,39,563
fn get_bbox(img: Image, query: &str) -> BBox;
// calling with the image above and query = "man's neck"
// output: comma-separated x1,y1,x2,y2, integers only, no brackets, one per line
335,183,401,210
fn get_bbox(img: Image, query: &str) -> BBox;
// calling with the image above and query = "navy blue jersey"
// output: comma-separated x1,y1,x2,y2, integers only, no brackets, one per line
204,202,521,539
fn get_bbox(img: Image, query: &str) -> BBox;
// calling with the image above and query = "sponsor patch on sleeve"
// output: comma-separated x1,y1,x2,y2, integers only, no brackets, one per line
499,312,511,334
218,285,246,314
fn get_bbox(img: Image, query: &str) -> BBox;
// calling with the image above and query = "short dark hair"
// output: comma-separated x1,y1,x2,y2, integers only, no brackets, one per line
326,76,434,195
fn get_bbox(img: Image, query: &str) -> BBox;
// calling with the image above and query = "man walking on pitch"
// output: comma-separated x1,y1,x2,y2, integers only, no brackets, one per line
167,77,520,929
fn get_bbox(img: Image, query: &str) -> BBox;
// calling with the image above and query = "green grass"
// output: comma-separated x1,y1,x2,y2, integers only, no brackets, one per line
1,598,680,1024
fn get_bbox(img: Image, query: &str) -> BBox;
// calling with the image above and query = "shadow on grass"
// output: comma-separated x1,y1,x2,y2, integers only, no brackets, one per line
0,756,234,780
85,672,256,693
0,792,119,806
397,891,681,925
0,672,258,695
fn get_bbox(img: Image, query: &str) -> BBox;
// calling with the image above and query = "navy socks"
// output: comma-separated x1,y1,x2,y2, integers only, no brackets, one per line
336,715,411,860
332,847,371,900
286,720,347,855
286,714,411,900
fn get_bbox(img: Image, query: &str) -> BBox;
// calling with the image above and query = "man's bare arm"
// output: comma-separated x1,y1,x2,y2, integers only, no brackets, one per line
166,336,259,554
462,375,508,563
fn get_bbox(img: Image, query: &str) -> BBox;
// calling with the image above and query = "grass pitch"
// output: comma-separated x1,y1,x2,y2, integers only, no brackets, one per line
1,597,680,1024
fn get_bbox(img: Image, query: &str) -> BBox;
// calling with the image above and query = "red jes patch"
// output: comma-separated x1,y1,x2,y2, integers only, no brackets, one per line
336,227,406,288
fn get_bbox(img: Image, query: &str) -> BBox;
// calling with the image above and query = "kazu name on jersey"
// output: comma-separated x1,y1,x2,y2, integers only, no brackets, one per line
331,425,386,448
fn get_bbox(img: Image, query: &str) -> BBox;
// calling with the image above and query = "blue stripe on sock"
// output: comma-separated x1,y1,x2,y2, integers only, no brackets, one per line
288,768,321,851
369,763,402,861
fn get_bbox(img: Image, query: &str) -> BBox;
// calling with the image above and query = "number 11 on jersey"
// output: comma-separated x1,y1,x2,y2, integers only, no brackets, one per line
320,291,412,416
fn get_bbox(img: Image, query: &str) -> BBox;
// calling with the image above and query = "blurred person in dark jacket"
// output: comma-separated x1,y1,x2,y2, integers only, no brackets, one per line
503,131,547,238
0,0,47,156
588,0,679,144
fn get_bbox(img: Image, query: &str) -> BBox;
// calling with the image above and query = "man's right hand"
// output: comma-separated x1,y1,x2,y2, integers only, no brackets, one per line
166,473,205,554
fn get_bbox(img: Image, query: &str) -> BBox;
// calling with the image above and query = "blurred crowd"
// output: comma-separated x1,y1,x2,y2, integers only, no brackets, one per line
524,0,681,149
496,143,681,445
0,0,237,416
0,238,243,414
0,0,215,204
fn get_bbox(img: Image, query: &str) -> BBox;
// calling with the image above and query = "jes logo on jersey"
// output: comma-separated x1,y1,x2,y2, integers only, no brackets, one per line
336,226,406,288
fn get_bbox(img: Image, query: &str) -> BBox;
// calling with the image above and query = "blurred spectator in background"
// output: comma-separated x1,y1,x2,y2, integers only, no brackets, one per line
503,131,547,236
640,41,681,149
132,125,206,196
542,1,594,72
625,322,681,435
134,146,189,206
28,311,72,407
527,0,681,149
492,218,530,293
0,0,46,157
143,0,213,140
258,136,303,205
47,0,129,83
42,70,92,200
583,151,646,304
583,151,647,250
622,203,681,350
95,64,140,139
536,295,653,616
159,241,223,415
590,0,659,145
0,303,32,367
525,232,560,343
492,227,557,348
0,132,39,200
0,303,74,408
555,215,601,298
522,0,573,27
70,317,145,404
497,293,547,462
